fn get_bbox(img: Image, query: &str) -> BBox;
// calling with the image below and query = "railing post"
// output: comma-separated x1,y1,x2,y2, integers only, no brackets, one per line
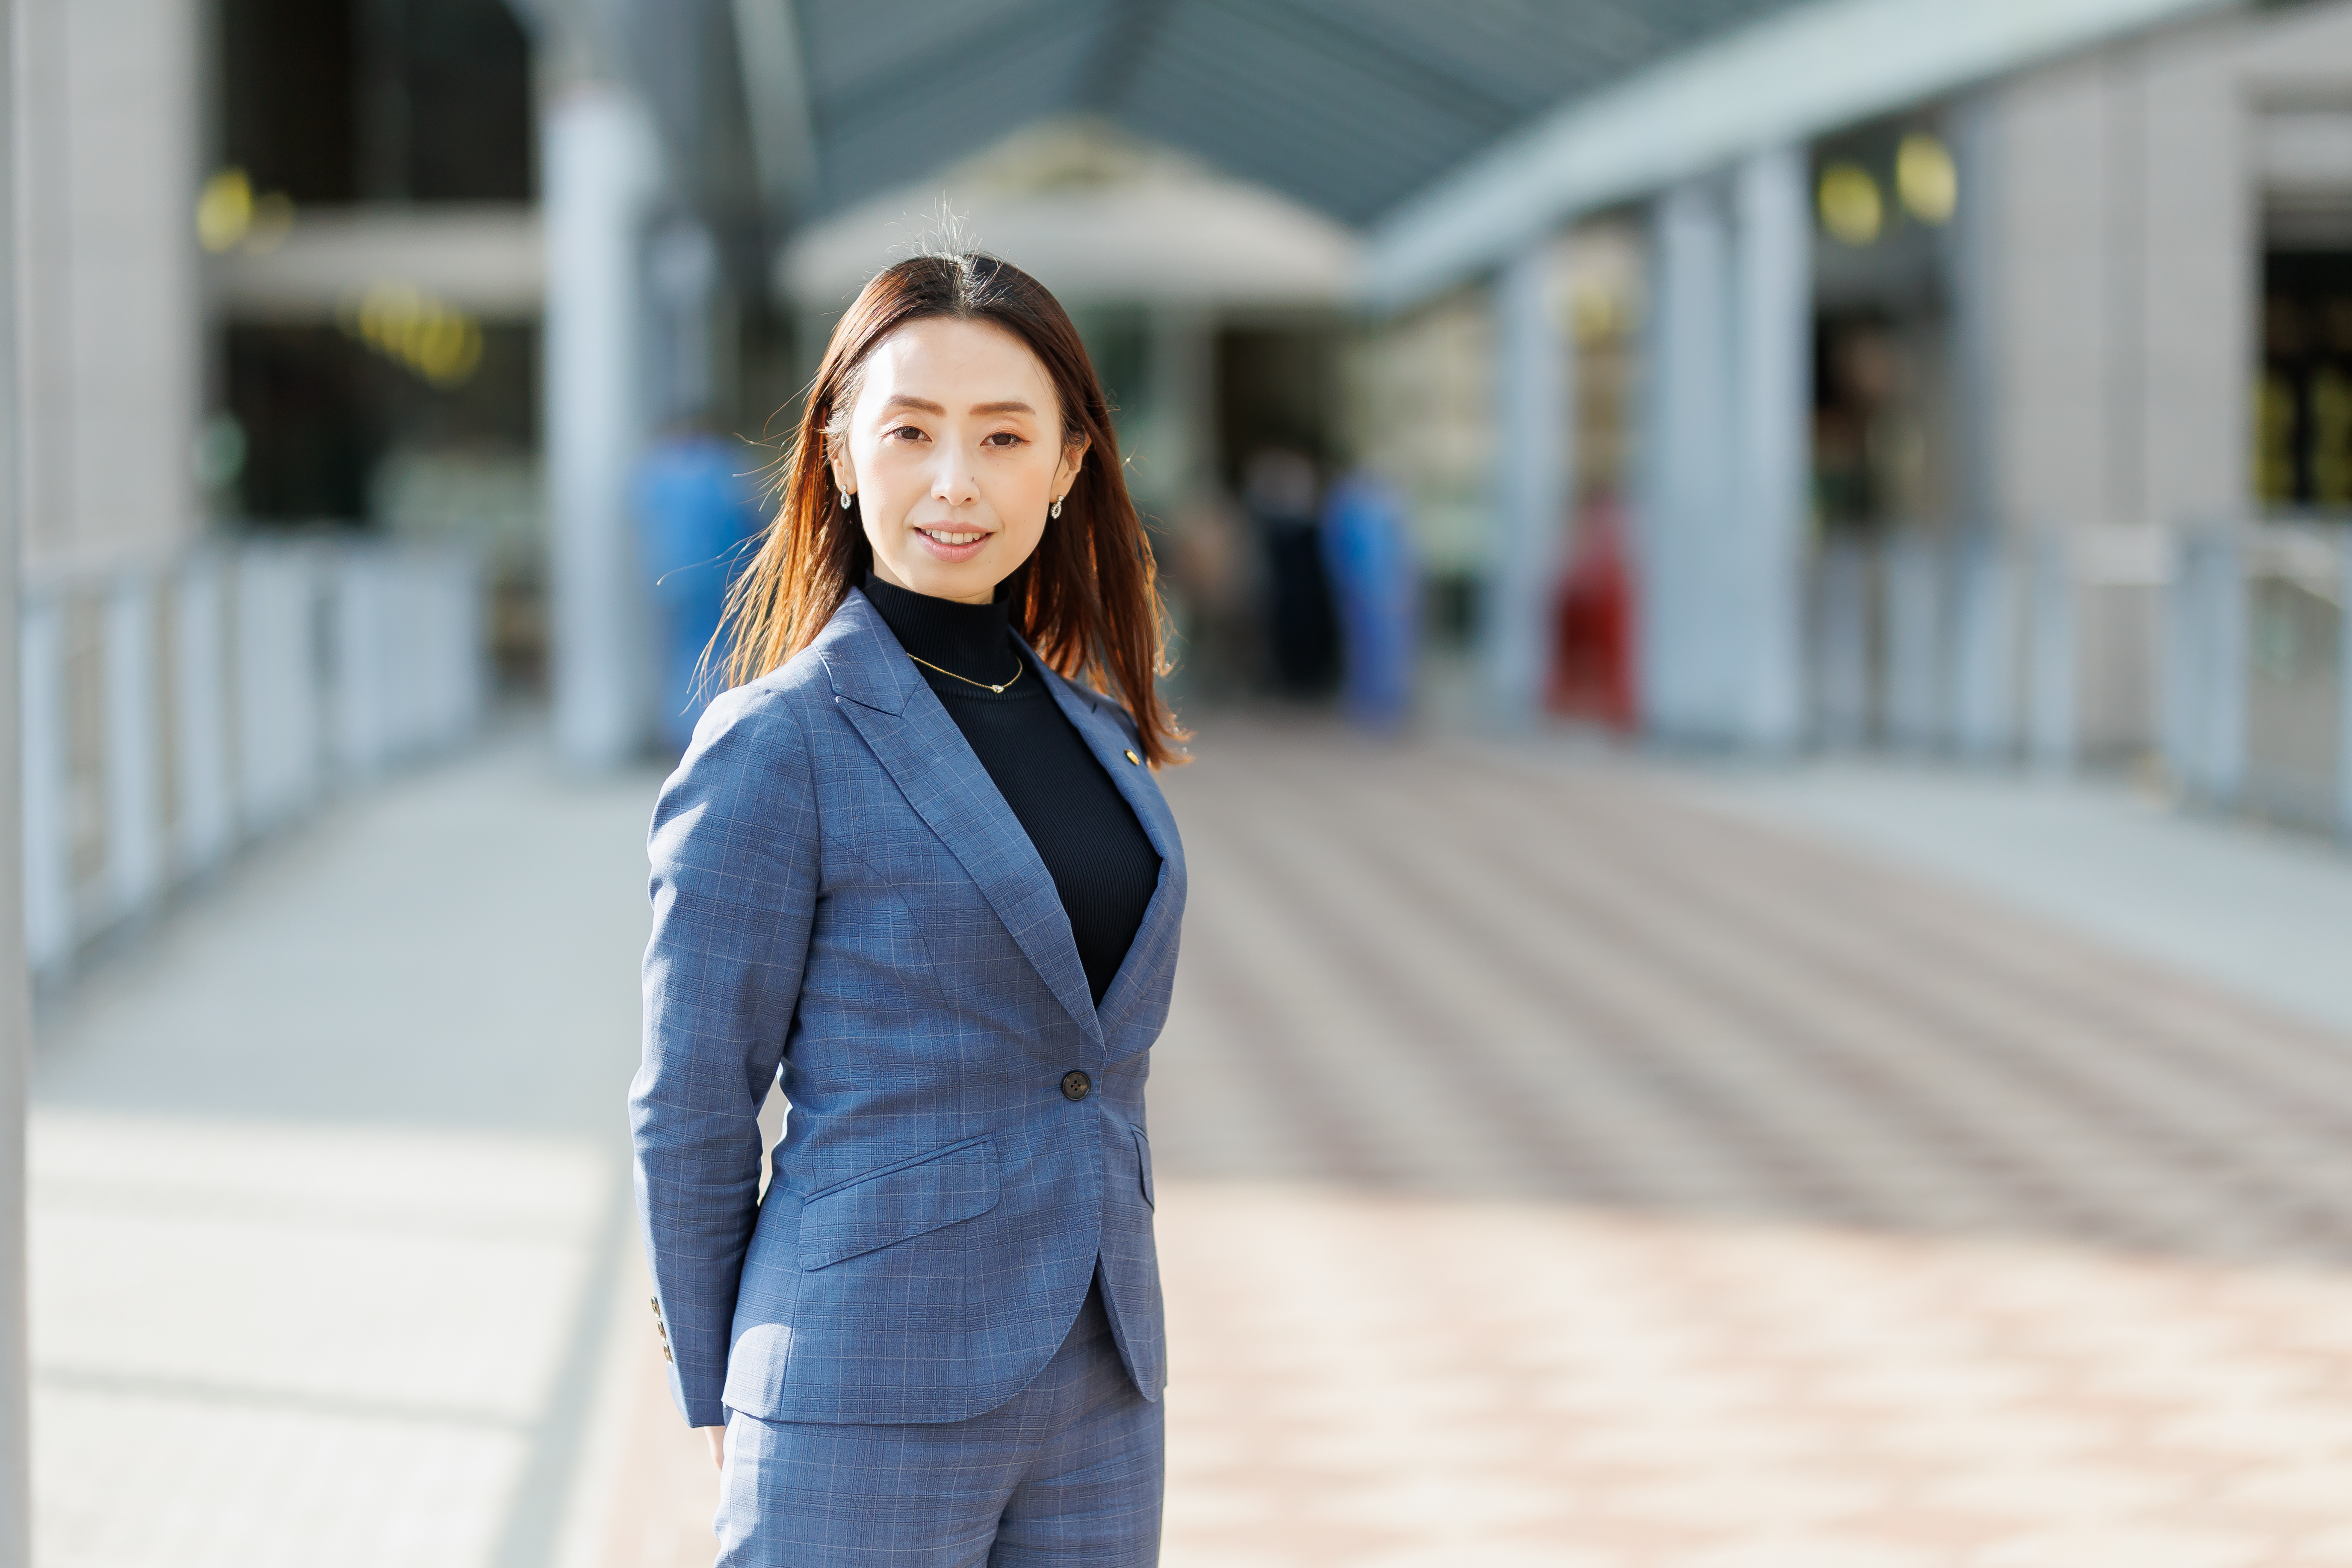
102,574,163,920
1811,539,1872,747
2028,532,2077,773
1949,534,2018,761
332,546,393,783
236,546,323,833
2200,529,2248,809
172,557,233,878
1883,534,1945,751
17,601,66,977
2340,530,2352,839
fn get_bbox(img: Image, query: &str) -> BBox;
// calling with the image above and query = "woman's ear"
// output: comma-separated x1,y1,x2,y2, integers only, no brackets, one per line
829,440,857,497
1053,435,1090,496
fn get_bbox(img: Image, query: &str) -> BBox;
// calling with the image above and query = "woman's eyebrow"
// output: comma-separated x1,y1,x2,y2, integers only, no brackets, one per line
969,400,1036,416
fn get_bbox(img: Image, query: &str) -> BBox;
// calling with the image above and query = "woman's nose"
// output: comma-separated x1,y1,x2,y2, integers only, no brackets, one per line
931,453,978,506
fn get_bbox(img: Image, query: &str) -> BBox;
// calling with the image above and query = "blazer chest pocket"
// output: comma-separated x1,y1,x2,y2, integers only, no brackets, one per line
798,1137,999,1271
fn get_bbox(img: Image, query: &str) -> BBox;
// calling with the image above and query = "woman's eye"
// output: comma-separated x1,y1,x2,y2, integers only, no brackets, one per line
982,431,1022,448
888,425,926,442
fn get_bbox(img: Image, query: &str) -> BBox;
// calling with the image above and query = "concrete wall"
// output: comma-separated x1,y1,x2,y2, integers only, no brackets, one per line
12,0,201,575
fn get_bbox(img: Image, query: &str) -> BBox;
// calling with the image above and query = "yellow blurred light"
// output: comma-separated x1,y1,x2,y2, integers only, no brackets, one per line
1897,133,1958,224
196,168,253,253
343,282,483,388
1818,163,1883,247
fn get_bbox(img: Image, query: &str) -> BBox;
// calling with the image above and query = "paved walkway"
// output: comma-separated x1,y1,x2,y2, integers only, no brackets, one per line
29,720,2352,1565
1147,725,2352,1566
28,738,676,1568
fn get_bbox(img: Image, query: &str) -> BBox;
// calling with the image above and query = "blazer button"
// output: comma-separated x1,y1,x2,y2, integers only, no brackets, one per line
1061,1069,1092,1101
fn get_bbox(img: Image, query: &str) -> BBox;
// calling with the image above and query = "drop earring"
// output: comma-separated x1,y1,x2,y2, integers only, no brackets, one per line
1049,496,1063,520
840,488,852,509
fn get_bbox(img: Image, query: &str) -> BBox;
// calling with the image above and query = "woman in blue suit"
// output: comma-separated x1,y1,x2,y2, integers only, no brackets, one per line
631,252,1187,1565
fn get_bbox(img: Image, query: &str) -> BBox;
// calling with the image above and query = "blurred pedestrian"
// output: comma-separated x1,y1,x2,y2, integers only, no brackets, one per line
1321,470,1416,730
634,422,763,753
632,252,1185,1566
1244,447,1339,696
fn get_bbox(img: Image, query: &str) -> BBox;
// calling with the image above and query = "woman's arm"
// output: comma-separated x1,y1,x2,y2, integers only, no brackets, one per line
630,685,820,1429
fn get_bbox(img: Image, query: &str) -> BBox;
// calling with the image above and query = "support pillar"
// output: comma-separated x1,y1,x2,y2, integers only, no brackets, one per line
1486,241,1570,726
546,84,663,770
1643,180,1734,741
0,0,31,1554
1731,146,1809,751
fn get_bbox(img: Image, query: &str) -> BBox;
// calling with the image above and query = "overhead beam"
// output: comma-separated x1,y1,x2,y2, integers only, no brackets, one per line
730,0,817,213
1363,0,2231,307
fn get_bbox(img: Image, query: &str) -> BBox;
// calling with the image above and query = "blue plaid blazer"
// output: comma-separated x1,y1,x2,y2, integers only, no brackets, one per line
631,588,1185,1429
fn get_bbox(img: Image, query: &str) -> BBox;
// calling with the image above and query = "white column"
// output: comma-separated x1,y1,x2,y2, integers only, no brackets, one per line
0,0,31,1552
1642,180,1734,741
545,86,663,771
1730,147,1809,752
1486,241,1570,725
102,575,162,918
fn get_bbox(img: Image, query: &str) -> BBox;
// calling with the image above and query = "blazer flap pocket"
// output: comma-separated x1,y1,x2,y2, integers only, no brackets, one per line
1134,1127,1154,1209
798,1138,999,1270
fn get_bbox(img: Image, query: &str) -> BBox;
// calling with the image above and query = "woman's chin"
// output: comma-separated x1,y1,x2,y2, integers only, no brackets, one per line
881,555,997,603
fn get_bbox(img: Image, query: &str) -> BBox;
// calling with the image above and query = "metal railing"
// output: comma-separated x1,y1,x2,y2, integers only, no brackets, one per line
19,536,485,981
1809,525,2169,766
1807,520,2352,837
2168,520,2352,834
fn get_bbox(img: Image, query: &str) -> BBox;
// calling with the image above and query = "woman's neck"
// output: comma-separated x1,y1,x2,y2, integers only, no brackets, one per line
863,572,1019,685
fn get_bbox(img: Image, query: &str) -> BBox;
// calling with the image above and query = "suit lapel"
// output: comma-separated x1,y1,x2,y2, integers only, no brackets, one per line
819,592,1103,1044
1033,658,1186,1037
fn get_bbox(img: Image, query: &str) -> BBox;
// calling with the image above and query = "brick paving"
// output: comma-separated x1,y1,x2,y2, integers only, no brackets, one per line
1143,722,2352,1566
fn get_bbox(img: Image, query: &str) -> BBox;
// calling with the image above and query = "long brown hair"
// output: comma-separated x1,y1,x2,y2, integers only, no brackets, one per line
720,252,1187,765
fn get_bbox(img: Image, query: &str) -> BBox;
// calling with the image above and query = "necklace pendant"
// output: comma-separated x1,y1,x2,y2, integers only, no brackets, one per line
990,683,1004,692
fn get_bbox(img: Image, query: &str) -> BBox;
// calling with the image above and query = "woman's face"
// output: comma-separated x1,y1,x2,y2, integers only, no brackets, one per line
832,316,1087,605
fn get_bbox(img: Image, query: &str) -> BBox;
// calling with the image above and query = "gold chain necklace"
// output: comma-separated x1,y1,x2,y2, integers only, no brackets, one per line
907,651,1023,694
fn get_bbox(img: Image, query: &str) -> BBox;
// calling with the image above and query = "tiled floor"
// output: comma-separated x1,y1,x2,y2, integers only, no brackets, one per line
1143,724,2352,1565
34,720,2352,1565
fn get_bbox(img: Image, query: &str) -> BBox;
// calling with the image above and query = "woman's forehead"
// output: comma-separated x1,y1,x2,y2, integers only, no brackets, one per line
860,317,1053,407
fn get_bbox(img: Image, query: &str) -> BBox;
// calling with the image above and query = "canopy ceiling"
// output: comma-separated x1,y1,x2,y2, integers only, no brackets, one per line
772,0,1816,227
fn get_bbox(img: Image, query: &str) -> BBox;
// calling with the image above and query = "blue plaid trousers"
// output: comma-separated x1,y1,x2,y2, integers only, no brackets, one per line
713,1276,1162,1565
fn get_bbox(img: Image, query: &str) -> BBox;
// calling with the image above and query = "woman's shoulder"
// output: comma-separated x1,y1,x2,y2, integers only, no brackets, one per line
671,645,846,788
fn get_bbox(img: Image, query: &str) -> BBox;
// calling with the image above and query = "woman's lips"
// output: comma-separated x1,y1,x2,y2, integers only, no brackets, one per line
913,524,992,563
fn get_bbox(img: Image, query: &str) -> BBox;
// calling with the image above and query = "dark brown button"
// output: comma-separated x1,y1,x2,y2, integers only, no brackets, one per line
1060,1070,1092,1101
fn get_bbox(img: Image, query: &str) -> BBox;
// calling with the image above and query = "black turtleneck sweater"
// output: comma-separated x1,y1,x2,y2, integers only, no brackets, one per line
863,574,1161,1006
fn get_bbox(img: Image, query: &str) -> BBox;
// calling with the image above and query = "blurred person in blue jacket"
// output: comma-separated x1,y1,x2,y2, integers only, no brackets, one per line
636,423,764,753
1321,470,1416,731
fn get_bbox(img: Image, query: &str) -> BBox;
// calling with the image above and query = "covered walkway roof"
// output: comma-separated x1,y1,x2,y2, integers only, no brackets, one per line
538,0,2229,304
780,0,1809,227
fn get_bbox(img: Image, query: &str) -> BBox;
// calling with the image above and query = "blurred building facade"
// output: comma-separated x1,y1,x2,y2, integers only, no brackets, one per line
17,0,2352,988
1361,0,2352,841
